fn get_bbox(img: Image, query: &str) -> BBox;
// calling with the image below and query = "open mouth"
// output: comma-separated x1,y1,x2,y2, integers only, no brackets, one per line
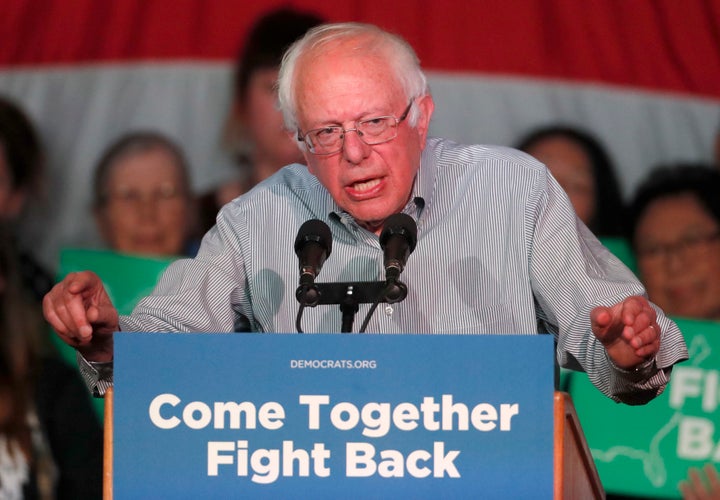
351,178,381,192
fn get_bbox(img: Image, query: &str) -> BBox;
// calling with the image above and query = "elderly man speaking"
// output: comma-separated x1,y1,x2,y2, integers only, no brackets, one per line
43,23,687,405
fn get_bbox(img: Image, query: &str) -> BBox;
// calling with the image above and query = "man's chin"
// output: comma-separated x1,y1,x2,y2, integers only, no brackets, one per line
357,219,384,234
345,202,399,234
346,209,383,233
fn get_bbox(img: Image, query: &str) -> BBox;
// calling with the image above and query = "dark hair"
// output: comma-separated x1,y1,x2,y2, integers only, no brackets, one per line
92,130,192,210
0,96,43,195
233,7,325,104
515,125,627,237
0,222,51,460
628,163,720,247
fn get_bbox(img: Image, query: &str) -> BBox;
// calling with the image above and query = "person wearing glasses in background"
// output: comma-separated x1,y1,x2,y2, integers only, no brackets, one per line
43,23,687,407
629,164,720,321
628,165,720,500
92,131,199,258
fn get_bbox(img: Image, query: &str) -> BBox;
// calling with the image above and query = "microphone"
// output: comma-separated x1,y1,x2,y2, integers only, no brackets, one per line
294,219,332,306
379,213,417,302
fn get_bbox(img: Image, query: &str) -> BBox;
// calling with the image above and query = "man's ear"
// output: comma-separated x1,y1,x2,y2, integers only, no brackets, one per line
286,130,311,171
414,94,435,149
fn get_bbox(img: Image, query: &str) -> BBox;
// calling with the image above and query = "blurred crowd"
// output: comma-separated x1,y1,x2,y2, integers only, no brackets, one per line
1,5,719,499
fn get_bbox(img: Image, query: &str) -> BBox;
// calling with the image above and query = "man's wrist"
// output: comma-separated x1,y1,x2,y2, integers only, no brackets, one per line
632,357,656,372
87,359,114,378
78,345,113,364
76,352,114,397
610,355,657,381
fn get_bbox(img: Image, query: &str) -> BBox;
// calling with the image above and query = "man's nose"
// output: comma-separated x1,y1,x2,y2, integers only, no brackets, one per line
341,129,371,164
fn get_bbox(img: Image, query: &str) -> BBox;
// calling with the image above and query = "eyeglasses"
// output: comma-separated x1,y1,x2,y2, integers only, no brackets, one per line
636,230,720,266
104,183,186,209
297,100,414,155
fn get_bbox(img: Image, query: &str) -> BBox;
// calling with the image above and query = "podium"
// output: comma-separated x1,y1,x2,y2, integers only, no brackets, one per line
103,333,604,499
553,392,604,499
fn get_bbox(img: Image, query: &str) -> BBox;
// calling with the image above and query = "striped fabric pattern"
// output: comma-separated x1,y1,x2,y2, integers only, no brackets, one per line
102,137,687,404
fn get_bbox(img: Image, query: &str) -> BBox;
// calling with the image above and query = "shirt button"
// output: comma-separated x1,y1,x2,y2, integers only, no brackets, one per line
384,305,394,316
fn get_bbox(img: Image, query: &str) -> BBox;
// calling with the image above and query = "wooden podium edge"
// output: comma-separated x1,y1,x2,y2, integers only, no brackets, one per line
554,391,605,499
103,386,113,500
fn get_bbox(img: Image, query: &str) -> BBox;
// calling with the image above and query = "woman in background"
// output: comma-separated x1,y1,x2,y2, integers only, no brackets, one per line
0,223,102,498
629,164,720,321
516,124,627,237
197,7,324,233
92,131,198,258
0,96,54,302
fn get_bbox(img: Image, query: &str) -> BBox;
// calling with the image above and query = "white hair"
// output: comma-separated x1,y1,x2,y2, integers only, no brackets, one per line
277,22,430,136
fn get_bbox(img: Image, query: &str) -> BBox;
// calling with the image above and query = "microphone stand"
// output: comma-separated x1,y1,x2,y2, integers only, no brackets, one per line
295,280,408,333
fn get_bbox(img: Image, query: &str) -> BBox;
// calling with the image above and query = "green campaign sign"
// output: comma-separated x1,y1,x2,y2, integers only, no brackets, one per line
58,248,176,315
567,317,720,499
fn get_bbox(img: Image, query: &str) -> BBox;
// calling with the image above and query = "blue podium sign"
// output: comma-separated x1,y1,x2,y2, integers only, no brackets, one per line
113,333,554,499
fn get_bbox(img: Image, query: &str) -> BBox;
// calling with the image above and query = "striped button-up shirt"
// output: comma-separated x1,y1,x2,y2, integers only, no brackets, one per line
96,137,687,404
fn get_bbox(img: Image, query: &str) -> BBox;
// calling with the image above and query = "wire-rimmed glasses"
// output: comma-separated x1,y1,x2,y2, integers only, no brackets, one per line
297,100,414,155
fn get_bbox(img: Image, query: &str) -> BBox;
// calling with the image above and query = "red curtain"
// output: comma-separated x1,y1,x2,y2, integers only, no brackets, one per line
2,0,719,98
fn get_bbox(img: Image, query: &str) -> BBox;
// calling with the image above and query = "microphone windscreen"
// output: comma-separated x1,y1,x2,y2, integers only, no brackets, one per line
294,219,332,257
379,213,417,253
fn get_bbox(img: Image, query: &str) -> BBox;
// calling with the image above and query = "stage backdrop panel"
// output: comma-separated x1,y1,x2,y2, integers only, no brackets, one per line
113,333,555,499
